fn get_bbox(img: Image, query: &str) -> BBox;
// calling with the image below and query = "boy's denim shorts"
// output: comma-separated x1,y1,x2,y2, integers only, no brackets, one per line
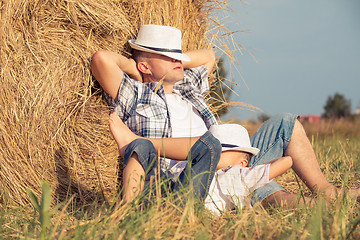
249,113,298,205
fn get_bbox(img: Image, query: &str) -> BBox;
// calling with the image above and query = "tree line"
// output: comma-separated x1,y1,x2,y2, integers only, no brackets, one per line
212,59,357,120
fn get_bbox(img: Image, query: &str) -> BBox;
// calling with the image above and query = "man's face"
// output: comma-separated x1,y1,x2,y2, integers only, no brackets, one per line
146,53,184,84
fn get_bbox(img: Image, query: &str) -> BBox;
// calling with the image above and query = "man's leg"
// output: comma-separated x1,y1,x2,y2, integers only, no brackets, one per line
109,113,221,201
176,131,222,200
122,154,145,202
121,133,220,202
109,114,160,201
122,139,165,202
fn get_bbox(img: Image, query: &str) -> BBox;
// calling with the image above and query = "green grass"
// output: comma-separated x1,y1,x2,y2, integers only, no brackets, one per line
1,120,360,239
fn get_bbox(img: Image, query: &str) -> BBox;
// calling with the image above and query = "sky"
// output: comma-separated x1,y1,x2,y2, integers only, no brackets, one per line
219,0,360,121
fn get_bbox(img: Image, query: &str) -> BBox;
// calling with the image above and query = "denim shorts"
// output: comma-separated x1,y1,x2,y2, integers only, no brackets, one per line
123,131,221,200
249,113,298,205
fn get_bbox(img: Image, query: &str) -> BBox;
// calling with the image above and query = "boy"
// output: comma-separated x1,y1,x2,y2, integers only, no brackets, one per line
204,124,292,215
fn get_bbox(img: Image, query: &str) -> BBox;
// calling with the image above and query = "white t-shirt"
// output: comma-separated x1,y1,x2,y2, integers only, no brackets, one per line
165,94,208,178
165,94,208,138
204,164,271,216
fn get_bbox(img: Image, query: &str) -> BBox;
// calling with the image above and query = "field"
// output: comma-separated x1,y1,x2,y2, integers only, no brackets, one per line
1,118,359,239
1,1,359,239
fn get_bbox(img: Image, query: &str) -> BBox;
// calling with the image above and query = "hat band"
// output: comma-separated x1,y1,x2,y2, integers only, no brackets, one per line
136,44,182,53
221,143,239,148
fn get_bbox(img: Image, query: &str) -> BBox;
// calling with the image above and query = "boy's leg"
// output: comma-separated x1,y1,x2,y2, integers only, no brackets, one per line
249,113,360,207
285,118,359,201
285,118,337,198
175,131,221,200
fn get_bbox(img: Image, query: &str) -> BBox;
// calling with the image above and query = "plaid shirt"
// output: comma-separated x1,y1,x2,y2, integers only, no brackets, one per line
105,65,218,169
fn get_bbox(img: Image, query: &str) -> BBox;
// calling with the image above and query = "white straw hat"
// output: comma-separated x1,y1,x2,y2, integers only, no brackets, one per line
210,124,260,156
128,24,190,62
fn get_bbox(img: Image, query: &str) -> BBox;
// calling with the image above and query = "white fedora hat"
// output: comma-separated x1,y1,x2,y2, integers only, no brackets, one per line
129,25,190,62
210,124,260,156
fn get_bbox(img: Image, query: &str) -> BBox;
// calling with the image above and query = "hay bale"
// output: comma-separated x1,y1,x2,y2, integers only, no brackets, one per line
0,0,228,206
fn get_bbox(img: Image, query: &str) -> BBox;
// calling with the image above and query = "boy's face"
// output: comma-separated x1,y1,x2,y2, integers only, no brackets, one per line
143,53,184,84
217,150,252,170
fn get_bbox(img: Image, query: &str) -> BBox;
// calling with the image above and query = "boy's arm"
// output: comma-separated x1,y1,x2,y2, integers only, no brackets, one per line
182,49,216,73
90,50,142,101
268,156,293,180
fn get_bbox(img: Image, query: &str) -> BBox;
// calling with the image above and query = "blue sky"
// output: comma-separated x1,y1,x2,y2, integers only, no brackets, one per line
219,0,360,121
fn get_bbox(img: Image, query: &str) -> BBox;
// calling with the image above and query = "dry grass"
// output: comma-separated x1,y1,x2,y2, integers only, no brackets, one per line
0,0,238,207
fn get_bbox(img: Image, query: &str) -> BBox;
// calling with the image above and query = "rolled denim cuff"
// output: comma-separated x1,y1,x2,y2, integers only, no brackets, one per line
123,138,158,174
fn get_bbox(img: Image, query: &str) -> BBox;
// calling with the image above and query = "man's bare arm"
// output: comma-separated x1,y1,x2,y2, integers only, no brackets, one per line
90,50,142,101
146,136,201,160
182,49,216,73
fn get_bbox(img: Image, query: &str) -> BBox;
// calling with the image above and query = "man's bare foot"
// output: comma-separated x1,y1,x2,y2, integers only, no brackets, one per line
109,112,138,156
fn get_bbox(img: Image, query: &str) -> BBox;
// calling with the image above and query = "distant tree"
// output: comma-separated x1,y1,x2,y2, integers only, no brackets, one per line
258,112,270,123
208,58,232,117
322,93,351,118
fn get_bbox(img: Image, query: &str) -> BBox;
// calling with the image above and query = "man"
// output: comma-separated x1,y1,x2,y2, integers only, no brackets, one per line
91,24,359,207
91,25,221,201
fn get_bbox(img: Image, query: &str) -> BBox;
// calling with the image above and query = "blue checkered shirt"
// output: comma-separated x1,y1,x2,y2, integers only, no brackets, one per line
105,65,218,169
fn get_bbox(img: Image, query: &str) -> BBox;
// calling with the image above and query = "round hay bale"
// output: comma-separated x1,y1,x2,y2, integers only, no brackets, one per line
0,0,228,207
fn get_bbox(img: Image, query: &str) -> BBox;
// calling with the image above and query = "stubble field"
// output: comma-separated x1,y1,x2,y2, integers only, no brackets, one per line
1,118,360,239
